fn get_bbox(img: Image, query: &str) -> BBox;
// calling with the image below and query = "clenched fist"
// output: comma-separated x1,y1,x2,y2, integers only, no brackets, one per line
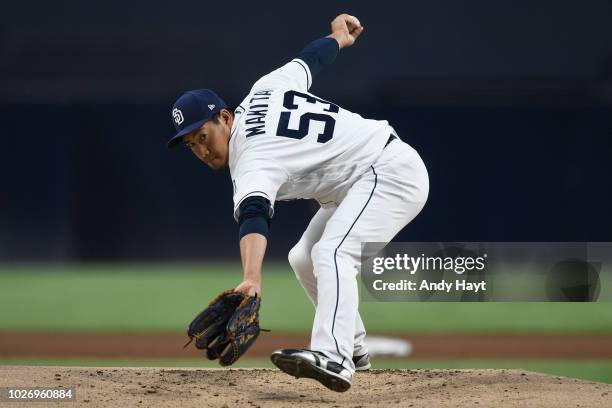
327,14,364,49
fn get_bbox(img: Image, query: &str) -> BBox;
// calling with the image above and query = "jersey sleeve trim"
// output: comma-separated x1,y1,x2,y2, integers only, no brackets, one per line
233,190,274,221
292,59,312,90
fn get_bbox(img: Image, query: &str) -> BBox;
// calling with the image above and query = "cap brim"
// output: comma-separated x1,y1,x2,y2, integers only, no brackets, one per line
166,118,208,149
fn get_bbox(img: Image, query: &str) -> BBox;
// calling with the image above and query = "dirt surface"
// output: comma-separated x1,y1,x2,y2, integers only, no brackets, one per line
1,332,611,359
0,366,610,407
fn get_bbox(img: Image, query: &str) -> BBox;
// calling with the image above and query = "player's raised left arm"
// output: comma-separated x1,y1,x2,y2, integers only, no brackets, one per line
296,14,364,77
250,14,363,92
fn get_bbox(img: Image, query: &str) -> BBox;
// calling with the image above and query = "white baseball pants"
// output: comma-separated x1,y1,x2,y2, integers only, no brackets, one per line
288,138,429,374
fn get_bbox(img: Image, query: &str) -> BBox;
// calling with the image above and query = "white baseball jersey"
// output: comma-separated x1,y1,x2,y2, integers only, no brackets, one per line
229,58,396,220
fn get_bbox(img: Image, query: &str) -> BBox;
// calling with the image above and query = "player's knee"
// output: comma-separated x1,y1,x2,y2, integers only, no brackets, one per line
418,167,430,204
401,153,430,214
288,242,311,279
414,154,430,205
412,177,429,216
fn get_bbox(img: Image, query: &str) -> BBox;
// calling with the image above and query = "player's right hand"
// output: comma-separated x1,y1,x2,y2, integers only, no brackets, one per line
328,14,364,49
234,279,261,297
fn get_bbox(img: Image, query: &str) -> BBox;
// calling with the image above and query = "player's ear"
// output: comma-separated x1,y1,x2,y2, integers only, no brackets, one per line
220,108,233,125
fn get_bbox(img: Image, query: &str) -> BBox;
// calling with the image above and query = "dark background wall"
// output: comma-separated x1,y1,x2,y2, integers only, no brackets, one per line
1,1,611,260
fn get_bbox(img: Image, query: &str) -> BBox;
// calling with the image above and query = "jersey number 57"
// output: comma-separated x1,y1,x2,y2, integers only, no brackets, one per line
276,90,339,143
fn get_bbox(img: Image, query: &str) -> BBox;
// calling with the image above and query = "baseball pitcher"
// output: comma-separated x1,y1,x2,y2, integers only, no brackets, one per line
169,14,429,392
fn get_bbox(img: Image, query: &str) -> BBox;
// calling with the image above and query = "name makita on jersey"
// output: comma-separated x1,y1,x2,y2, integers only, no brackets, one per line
229,58,395,220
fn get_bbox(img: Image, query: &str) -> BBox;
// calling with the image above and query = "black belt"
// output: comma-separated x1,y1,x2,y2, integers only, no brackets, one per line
384,134,398,148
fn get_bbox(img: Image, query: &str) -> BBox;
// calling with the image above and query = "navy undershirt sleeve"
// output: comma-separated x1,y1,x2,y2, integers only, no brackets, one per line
296,37,340,77
238,196,271,240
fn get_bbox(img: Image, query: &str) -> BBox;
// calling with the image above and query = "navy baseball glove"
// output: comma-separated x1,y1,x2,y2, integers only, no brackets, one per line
185,290,263,366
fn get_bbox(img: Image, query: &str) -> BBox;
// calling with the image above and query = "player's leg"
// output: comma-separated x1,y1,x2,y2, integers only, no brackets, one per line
288,207,370,359
310,139,429,374
288,206,335,305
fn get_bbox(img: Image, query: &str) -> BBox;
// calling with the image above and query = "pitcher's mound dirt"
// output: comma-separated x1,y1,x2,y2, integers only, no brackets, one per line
0,366,610,407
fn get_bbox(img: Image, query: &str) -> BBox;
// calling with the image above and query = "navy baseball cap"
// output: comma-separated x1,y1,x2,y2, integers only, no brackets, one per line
167,89,227,148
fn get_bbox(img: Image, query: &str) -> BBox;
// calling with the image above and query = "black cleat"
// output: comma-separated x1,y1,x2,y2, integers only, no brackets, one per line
353,353,371,371
270,348,352,392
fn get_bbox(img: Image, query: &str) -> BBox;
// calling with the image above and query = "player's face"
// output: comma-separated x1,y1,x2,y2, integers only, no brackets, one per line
183,110,233,170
